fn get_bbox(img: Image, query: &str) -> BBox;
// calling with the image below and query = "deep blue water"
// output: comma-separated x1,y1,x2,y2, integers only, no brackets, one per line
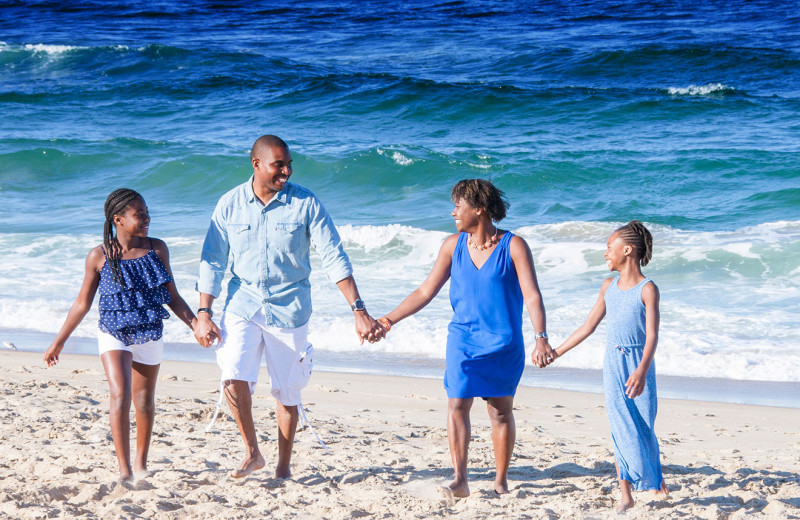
1,0,799,385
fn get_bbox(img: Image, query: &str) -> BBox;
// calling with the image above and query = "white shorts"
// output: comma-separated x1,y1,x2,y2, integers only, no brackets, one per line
216,309,313,406
97,331,164,366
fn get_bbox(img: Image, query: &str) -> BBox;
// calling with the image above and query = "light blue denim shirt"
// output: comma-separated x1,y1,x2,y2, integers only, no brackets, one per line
197,177,353,328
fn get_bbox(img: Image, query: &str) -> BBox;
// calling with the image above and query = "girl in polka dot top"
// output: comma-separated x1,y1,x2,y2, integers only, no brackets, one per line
44,188,207,483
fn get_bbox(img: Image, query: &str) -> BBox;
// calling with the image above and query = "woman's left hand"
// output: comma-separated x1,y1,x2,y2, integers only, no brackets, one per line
531,340,556,368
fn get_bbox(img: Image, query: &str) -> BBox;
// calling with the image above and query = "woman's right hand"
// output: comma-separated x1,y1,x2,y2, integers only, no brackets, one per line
44,342,63,367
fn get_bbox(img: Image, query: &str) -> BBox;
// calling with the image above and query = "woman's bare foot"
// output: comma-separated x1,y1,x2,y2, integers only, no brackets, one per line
654,482,669,497
615,497,634,513
230,453,266,478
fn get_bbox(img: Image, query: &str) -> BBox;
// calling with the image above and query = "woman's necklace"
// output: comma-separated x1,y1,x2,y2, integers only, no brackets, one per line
467,225,499,251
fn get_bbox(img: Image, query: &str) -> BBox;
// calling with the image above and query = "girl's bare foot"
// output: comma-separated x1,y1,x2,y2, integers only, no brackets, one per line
133,461,151,479
275,466,292,479
230,454,266,478
494,480,510,495
133,469,153,481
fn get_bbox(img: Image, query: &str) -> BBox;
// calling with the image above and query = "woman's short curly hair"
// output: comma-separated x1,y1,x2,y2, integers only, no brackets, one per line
451,179,509,222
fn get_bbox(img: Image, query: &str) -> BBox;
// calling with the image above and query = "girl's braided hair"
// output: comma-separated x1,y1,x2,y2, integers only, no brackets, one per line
615,220,653,266
103,188,144,285
451,179,509,222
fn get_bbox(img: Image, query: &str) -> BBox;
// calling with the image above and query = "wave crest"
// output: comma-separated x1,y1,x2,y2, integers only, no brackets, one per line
666,83,734,96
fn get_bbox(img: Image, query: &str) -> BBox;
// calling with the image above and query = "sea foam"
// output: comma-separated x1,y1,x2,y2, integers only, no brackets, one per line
1,220,798,382
666,83,734,96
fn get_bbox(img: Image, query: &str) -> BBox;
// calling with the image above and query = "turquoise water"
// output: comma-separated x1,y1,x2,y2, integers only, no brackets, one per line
1,1,799,387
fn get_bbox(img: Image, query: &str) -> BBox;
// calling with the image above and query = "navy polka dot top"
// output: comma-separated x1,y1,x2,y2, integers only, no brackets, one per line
98,245,173,346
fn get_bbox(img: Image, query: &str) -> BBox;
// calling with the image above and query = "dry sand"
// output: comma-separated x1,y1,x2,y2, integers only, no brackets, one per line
0,350,798,519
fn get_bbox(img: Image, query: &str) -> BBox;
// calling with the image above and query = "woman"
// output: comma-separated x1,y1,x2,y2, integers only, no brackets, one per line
376,179,555,498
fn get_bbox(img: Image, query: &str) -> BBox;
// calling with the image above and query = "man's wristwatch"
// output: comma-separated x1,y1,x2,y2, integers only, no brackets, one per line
197,307,214,318
535,331,548,339
350,299,366,312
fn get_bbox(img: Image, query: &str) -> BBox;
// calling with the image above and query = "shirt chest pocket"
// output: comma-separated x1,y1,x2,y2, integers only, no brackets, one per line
228,223,252,254
269,221,305,253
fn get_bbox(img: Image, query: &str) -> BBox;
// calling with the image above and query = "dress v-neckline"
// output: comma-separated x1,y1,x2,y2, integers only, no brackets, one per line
466,232,504,270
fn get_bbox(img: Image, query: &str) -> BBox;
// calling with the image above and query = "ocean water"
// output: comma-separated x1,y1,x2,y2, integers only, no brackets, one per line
1,1,799,398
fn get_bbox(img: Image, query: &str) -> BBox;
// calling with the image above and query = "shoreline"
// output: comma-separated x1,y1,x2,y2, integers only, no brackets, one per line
4,327,799,409
1,349,799,519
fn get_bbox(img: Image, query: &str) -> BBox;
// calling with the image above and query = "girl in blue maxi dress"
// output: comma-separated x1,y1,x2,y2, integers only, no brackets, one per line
375,179,555,499
44,189,204,482
554,220,668,513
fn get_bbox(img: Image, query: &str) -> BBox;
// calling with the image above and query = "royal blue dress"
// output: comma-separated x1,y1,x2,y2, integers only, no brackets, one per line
603,276,664,491
445,232,525,399
98,247,172,346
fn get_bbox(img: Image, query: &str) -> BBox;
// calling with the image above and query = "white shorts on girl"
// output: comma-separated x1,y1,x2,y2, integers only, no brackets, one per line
97,331,164,365
216,308,313,407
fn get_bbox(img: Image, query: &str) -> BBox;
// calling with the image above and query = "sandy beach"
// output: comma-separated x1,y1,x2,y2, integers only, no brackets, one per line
1,349,798,519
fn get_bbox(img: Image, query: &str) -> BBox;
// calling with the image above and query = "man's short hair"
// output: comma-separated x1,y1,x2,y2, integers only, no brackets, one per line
251,135,289,160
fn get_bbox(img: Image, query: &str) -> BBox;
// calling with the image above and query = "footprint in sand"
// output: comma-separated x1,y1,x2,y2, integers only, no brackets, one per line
404,394,431,400
315,385,343,393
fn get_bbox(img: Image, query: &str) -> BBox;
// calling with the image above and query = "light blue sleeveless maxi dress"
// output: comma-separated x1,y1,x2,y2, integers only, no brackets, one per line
444,232,525,399
603,276,664,491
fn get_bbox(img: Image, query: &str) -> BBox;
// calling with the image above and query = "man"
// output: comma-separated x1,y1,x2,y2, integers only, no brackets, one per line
194,134,381,479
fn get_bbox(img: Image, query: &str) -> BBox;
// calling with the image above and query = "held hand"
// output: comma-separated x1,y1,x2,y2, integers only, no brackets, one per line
44,342,63,367
354,311,383,344
193,315,221,348
367,319,386,343
625,369,646,398
376,316,392,338
531,339,557,368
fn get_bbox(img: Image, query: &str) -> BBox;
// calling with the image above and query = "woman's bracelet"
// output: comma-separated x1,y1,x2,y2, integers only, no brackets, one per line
377,316,392,332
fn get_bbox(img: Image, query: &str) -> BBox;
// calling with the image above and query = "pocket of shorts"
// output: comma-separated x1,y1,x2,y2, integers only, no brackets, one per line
287,343,314,391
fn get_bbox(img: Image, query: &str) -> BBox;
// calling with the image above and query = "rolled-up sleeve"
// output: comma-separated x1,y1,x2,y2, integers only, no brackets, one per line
308,197,353,284
197,201,229,297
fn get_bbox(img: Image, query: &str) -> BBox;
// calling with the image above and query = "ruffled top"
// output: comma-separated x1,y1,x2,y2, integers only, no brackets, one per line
98,249,172,346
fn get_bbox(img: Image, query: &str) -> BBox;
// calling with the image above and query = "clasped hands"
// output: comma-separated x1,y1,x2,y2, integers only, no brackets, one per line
193,315,220,348
531,340,557,368
356,312,390,344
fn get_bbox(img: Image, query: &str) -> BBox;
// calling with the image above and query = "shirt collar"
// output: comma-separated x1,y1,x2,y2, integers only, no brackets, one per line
245,175,257,203
246,176,290,207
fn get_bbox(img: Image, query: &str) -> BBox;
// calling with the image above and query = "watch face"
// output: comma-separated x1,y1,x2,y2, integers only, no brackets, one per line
352,299,366,311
